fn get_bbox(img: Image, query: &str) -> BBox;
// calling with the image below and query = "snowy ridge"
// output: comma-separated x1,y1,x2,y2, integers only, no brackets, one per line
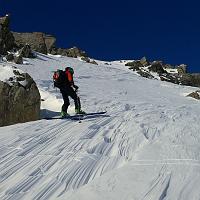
0,54,200,199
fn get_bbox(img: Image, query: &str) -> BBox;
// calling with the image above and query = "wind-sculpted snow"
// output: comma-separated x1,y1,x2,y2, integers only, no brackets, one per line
0,54,200,199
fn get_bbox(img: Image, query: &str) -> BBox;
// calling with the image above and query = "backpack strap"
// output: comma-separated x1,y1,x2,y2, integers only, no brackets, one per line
65,69,74,86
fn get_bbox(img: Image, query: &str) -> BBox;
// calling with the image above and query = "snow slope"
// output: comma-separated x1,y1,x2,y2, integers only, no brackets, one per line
0,54,200,200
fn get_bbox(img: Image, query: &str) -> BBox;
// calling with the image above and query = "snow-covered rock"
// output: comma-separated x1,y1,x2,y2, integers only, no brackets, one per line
0,65,40,126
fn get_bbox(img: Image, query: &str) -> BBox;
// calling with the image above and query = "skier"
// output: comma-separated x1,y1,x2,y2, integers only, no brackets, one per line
53,67,85,117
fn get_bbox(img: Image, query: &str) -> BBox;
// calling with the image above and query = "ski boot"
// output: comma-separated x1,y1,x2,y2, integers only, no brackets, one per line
75,108,86,115
61,111,70,118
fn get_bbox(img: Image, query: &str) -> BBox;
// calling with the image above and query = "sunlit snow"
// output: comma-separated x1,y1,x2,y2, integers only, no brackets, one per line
0,54,199,200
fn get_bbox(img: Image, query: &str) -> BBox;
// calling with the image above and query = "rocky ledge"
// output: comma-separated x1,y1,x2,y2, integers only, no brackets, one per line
125,57,200,88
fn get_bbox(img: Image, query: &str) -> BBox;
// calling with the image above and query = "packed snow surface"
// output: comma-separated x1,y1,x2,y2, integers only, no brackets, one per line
0,54,200,200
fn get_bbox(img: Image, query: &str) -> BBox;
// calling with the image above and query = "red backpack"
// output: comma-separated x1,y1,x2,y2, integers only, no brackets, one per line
53,70,67,88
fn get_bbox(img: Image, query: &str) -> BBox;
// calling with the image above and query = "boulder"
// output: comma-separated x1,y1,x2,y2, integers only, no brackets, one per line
0,70,41,127
187,91,200,100
148,62,167,74
125,61,143,70
19,44,35,58
49,46,88,58
6,53,14,61
14,55,23,64
49,46,58,55
177,64,187,74
179,73,200,87
66,47,87,58
140,57,149,66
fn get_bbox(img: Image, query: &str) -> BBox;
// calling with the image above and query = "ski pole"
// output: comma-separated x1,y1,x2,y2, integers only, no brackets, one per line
76,90,81,123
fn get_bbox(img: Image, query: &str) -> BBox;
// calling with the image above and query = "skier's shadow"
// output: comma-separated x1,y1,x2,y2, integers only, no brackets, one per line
40,109,60,119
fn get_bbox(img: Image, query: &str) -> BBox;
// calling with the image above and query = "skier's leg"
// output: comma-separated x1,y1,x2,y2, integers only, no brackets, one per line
68,88,80,110
60,88,70,113
68,88,85,114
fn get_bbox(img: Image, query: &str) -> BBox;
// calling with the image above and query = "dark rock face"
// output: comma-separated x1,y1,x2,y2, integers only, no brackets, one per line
125,61,143,70
140,57,149,66
137,70,155,79
12,32,48,54
126,57,200,88
180,74,200,87
49,46,57,55
0,71,41,127
0,15,15,55
66,47,87,58
51,47,87,58
158,72,200,88
14,55,23,64
177,64,187,74
56,48,68,56
148,62,167,74
19,44,35,58
44,34,56,53
6,53,14,61
160,74,180,84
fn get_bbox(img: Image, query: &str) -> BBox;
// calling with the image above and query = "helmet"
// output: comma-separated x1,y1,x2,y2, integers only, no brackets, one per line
65,67,74,74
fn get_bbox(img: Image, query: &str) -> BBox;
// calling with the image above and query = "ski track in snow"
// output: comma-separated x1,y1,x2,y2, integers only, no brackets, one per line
0,54,200,199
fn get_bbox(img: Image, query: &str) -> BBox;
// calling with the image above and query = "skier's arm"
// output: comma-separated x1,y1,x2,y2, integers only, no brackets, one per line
67,72,78,90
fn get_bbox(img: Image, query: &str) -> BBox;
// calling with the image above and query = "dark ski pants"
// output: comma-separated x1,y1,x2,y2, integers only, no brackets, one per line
60,86,81,112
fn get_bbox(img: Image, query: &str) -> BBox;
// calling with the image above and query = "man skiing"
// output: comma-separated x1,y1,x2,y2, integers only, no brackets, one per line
53,67,85,117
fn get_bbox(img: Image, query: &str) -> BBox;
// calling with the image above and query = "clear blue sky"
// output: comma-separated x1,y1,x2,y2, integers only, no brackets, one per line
1,0,200,72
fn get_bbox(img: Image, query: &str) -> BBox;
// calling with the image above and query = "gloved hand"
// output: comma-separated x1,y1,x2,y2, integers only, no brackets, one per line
73,85,79,92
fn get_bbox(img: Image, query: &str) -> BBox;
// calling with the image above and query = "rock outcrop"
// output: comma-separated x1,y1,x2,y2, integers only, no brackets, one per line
148,61,167,74
44,34,56,53
140,57,149,66
0,68,41,127
177,64,187,74
0,14,87,59
12,31,87,58
180,73,200,87
187,91,200,100
6,53,14,61
52,46,88,58
14,55,23,64
12,32,48,54
81,56,98,65
0,14,15,55
127,57,200,88
125,61,143,70
18,44,36,58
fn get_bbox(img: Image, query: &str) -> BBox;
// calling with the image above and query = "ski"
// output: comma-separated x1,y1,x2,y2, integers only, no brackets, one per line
43,111,107,120
76,111,107,116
